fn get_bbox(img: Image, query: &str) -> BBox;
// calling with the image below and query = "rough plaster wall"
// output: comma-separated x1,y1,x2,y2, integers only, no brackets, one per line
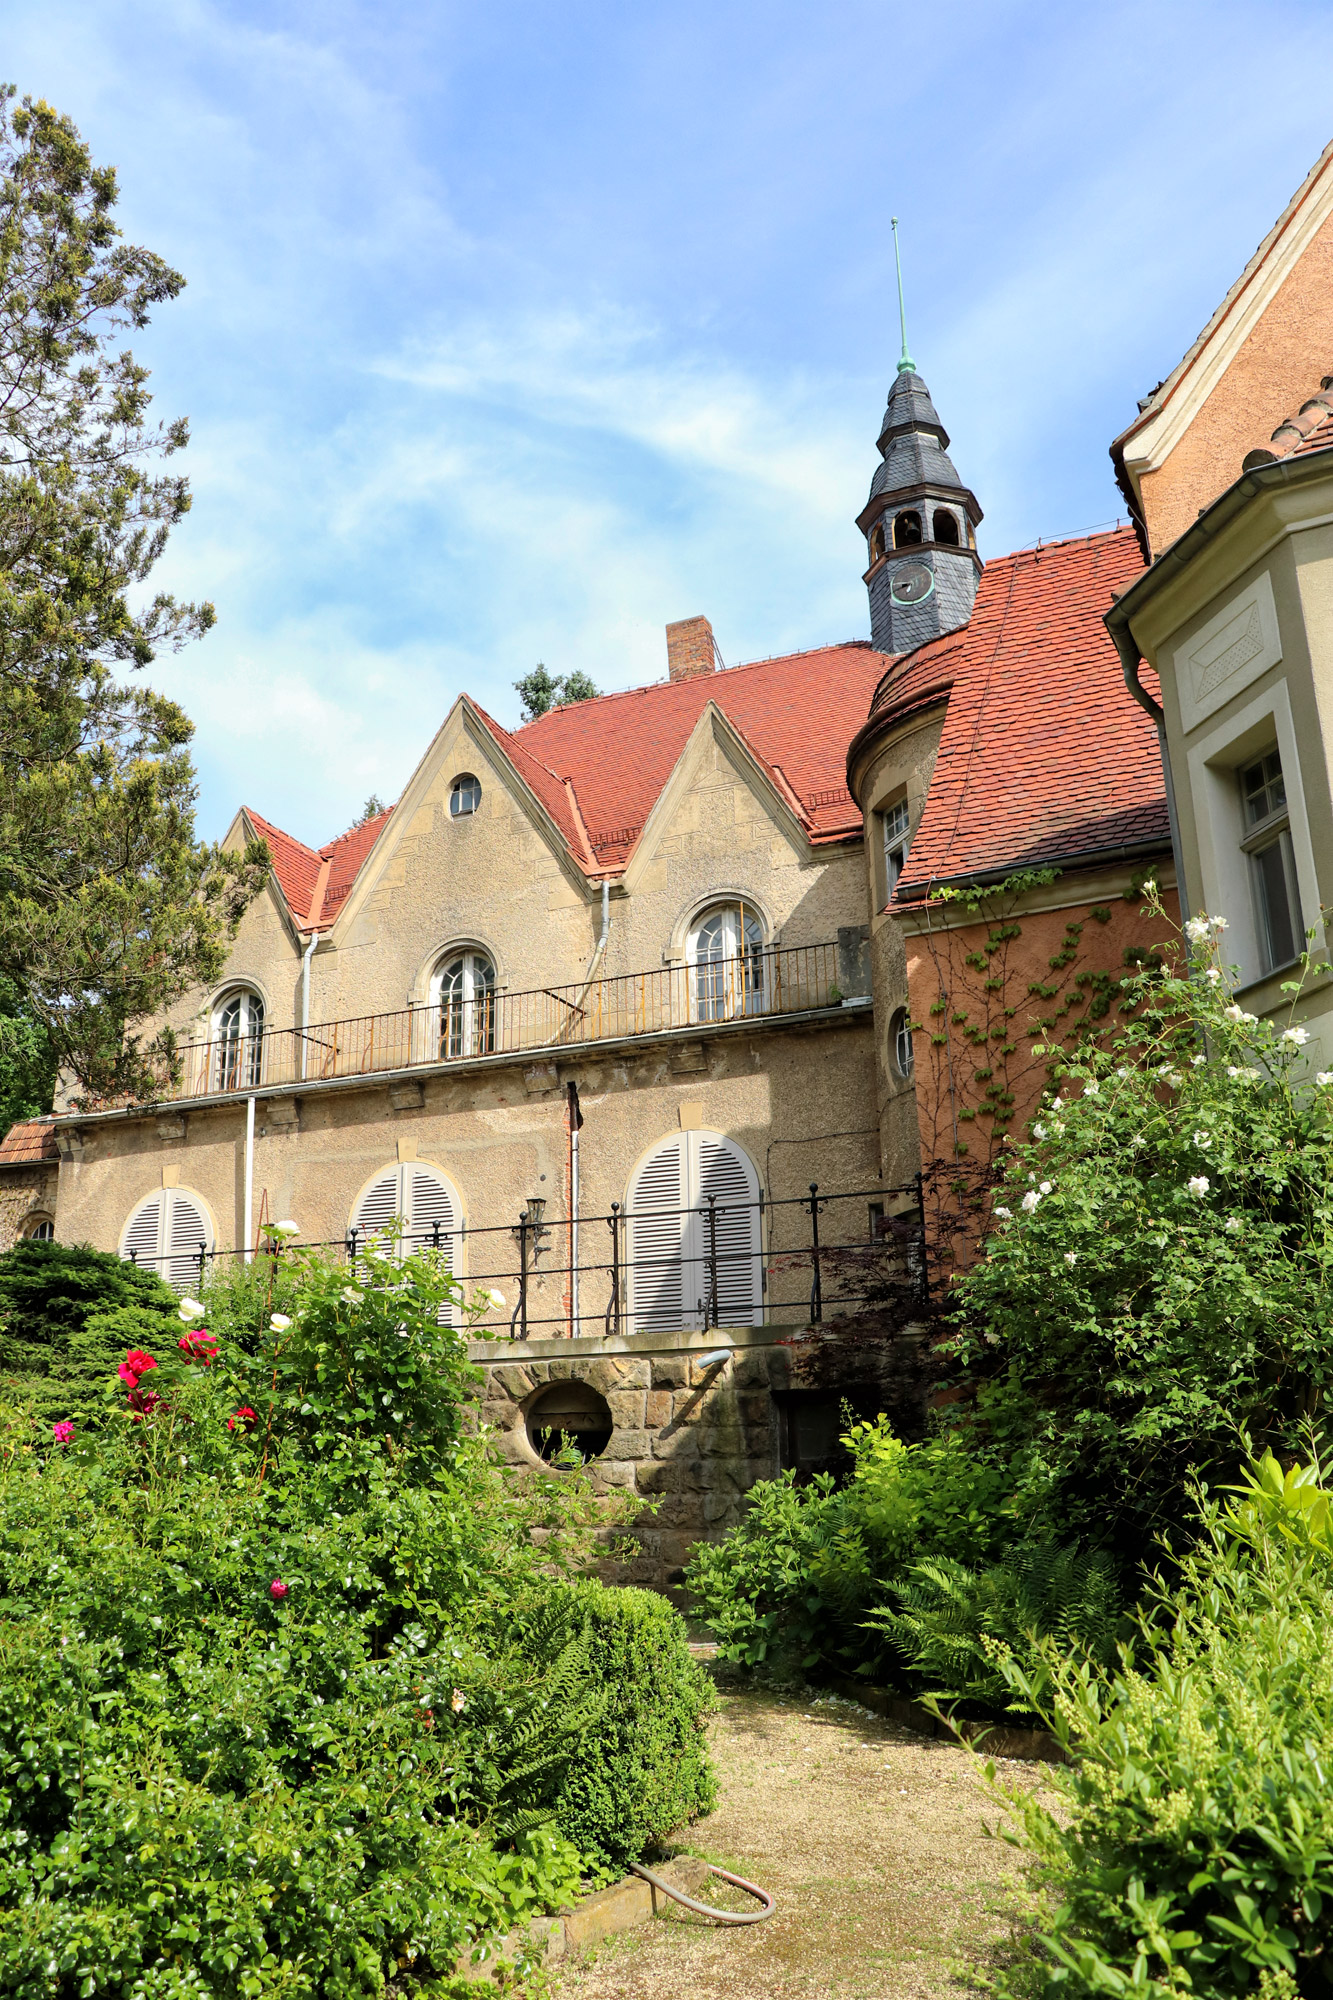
1138,206,1333,555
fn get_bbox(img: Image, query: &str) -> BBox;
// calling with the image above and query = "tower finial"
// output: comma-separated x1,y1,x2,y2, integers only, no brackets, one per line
891,216,914,376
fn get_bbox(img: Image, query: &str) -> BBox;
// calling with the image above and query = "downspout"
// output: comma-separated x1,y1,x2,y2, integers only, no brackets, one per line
300,932,320,1081
243,1094,256,1266
1110,625,1192,924
568,1082,581,1341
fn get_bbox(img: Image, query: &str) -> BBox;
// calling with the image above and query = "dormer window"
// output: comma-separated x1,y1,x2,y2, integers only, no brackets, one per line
450,773,482,818
894,510,923,548
932,509,960,546
213,988,264,1091
1240,750,1301,972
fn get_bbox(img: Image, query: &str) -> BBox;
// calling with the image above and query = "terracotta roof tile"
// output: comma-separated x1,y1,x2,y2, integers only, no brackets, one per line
0,1117,58,1166
863,527,1169,895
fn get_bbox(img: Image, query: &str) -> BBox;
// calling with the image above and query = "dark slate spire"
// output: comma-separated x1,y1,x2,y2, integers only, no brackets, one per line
857,226,983,655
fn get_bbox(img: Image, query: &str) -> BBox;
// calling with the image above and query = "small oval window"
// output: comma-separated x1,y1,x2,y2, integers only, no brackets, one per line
890,1007,914,1080
450,773,482,818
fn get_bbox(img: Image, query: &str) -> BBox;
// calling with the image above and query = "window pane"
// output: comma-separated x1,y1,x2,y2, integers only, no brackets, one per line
1254,835,1297,969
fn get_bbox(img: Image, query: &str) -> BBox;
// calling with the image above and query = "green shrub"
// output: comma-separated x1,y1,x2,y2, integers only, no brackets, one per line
526,1581,717,1869
0,1247,714,1996
992,1453,1333,2000
0,1239,177,1424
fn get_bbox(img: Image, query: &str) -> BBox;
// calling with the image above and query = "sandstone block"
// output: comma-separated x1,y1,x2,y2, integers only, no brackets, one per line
613,1358,651,1388
651,1354,690,1389
670,1388,705,1422
644,1389,673,1429
493,1364,534,1398
606,1390,646,1427
703,1491,744,1525
652,1426,699,1461
584,1357,626,1394
526,1360,551,1384
739,1392,774,1426
592,1460,636,1490
634,1457,684,1494
601,1428,651,1462
545,1358,574,1381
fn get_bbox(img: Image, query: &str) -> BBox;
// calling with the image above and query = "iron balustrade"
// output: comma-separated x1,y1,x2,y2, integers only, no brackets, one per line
123,1177,928,1334
130,941,848,1105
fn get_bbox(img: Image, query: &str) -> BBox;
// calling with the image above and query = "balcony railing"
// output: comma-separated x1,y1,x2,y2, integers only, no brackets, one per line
156,940,849,1104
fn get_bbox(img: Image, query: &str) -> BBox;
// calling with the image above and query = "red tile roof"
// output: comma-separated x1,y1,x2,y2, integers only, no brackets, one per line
856,527,1169,896
246,640,888,926
1266,382,1333,460
0,1118,58,1166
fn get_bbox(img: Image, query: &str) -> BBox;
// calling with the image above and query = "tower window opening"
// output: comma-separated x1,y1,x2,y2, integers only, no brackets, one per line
869,524,886,563
883,796,911,898
894,510,923,548
932,509,960,546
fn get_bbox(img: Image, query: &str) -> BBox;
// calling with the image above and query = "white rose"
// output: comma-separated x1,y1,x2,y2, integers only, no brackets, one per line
1064,1252,1077,1267
1039,1181,1052,1196
1021,1191,1041,1214
1204,968,1222,986
1032,1123,1047,1140
1130,1134,1146,1149
1224,1216,1242,1234
488,1288,507,1307
1186,1176,1210,1199
177,1297,206,1323
268,1219,300,1238
1084,1081,1100,1097
1224,1005,1245,1023
1282,1027,1310,1046
269,1314,292,1332
1210,915,1229,933
1142,880,1156,894
1318,1073,1333,1088
1185,917,1212,943
992,1206,1012,1221
341,1288,361,1305
1193,1130,1212,1150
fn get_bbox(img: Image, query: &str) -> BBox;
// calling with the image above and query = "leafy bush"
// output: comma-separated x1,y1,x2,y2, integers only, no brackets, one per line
0,1245,715,1996
686,1417,1030,1679
0,1238,178,1423
992,1453,1333,2000
955,906,1333,1555
528,1581,717,1868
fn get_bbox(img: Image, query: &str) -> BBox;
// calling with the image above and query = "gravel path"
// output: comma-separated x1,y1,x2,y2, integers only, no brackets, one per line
550,1688,1039,2000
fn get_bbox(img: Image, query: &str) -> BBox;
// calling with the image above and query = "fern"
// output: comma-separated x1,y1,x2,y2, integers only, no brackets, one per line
866,1538,1121,1713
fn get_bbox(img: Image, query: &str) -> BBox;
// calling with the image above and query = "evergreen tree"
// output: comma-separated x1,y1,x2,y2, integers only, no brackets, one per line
0,90,266,1108
515,663,599,722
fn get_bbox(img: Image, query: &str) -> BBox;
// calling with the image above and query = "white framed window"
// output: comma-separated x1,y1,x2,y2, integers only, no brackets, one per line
119,1188,214,1293
213,988,264,1091
890,1006,914,1080
883,797,911,900
1240,748,1302,973
688,902,766,1023
626,1130,762,1333
22,1216,54,1242
433,949,496,1057
450,773,482,818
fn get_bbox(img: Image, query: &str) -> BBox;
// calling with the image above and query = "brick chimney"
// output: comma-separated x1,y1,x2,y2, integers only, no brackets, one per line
665,615,717,682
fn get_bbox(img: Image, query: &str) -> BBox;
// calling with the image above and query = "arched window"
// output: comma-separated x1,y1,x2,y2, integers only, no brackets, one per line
932,509,960,546
349,1162,461,1315
626,1130,762,1333
450,773,482,818
120,1187,214,1293
869,523,886,564
688,902,766,1023
213,988,264,1091
890,1006,915,1080
434,949,496,1057
22,1216,54,1242
883,796,911,898
894,510,923,548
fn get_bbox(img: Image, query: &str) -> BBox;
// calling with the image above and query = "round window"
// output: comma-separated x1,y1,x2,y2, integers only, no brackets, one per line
525,1381,613,1466
890,1006,914,1080
450,773,482,817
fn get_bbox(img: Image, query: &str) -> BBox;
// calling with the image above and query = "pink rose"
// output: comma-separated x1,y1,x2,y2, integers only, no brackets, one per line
269,1580,289,1600
51,1421,73,1445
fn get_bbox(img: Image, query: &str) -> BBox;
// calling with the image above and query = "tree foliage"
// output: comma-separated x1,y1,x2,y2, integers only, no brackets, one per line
514,662,599,722
0,88,266,1107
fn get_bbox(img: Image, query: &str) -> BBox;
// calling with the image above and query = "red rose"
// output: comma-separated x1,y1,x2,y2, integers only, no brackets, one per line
227,1406,258,1433
269,1579,289,1600
124,1349,157,1378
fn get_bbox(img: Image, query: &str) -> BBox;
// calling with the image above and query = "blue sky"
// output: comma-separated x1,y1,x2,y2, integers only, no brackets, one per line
6,1,1332,845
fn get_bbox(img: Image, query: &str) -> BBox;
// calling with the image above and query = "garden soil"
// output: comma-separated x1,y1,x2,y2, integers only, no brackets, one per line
549,1687,1042,2000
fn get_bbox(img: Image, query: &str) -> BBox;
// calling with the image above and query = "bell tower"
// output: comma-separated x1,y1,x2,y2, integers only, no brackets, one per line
858,220,983,655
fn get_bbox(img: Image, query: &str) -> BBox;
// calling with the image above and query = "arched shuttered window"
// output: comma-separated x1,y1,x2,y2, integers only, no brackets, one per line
119,1188,214,1293
350,1162,459,1260
626,1130,762,1334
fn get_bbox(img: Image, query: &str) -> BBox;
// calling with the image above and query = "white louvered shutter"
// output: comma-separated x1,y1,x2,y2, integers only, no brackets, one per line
694,1136,762,1327
404,1165,456,1262
164,1189,212,1294
121,1195,164,1275
627,1135,691,1333
351,1167,402,1249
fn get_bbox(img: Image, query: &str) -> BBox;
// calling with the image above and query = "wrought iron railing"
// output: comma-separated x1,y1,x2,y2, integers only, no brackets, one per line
124,1178,927,1334
156,941,848,1103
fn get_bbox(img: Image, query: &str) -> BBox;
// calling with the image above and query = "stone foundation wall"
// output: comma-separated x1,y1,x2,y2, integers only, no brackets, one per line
470,1318,928,1598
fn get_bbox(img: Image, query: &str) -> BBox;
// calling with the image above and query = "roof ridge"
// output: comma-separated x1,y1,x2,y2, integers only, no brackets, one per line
512,639,882,734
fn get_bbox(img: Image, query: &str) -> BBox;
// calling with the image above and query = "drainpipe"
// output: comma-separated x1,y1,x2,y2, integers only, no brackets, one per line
568,1083,582,1340
300,932,320,1080
243,1094,256,1265
1110,627,1192,924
